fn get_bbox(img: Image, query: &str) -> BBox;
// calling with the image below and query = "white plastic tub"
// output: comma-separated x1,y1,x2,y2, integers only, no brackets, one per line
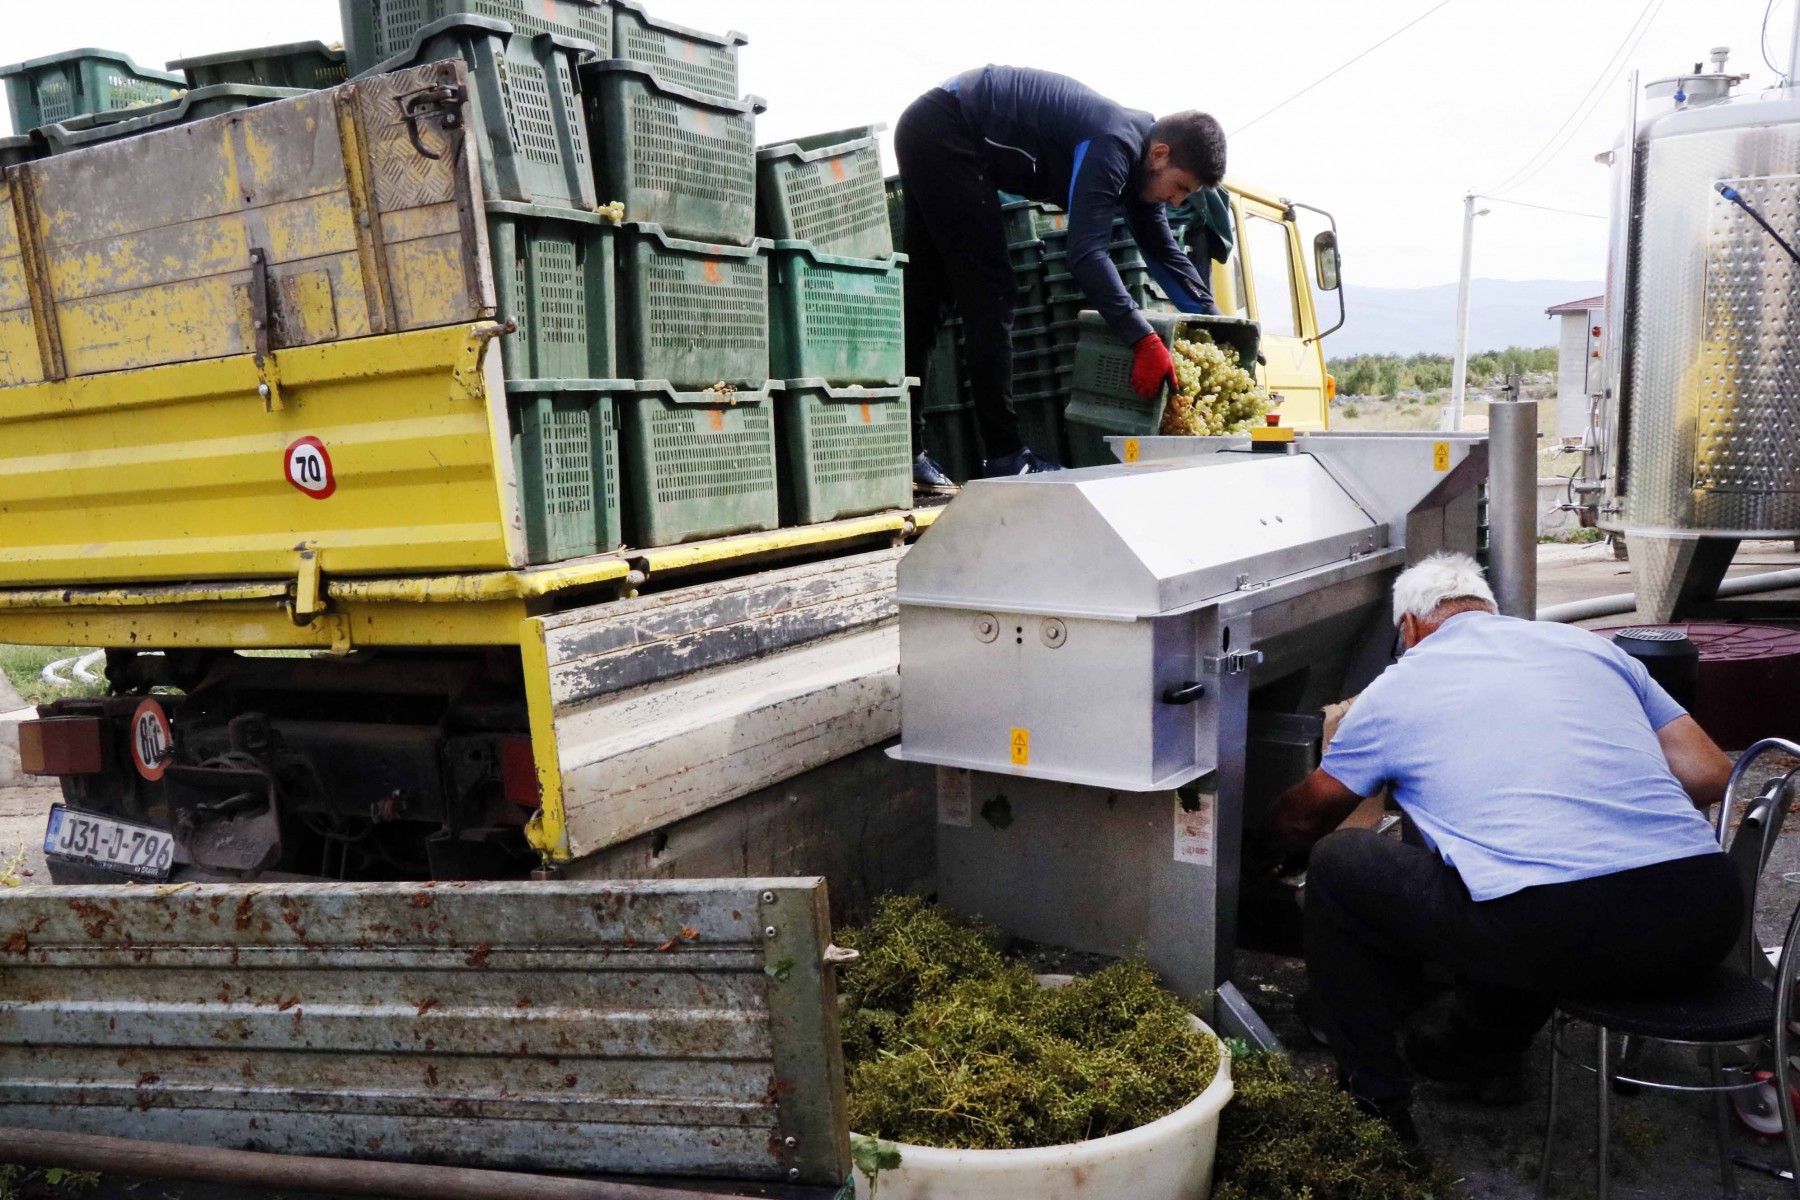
849,1003,1233,1200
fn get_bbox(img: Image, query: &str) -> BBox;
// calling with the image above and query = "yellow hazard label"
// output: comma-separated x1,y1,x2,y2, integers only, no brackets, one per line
1009,727,1031,766
1123,439,1141,464
1433,442,1451,472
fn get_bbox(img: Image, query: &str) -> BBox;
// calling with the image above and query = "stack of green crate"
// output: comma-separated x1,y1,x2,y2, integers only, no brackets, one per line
924,199,1202,474
759,125,913,525
582,2,783,547
35,85,311,154
918,325,979,484
169,42,349,90
345,2,624,564
339,0,612,75
884,174,906,253
0,49,182,133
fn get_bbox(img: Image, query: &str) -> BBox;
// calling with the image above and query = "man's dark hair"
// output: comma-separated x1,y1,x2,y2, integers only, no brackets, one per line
1149,111,1227,185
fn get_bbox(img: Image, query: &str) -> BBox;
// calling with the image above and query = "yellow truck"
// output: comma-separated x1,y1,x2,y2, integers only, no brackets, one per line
0,65,1343,886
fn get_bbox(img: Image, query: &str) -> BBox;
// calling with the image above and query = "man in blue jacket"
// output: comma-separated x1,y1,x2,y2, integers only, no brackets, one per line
898,66,1227,485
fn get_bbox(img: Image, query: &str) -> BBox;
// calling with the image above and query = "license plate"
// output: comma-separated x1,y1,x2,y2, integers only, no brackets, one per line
43,805,175,880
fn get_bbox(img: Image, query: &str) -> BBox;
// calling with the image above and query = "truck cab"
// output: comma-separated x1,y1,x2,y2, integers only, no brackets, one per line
1212,178,1343,431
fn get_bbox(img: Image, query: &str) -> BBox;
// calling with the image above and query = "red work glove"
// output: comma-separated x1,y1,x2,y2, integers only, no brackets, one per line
1130,334,1179,400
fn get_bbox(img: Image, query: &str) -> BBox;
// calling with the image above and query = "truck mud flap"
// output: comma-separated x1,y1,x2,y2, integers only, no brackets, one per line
0,878,849,1186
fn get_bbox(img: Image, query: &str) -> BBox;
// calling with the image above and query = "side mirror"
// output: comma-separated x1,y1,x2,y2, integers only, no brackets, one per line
1314,231,1341,291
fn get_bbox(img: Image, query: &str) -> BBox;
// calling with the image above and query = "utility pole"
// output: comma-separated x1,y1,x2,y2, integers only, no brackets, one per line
1449,193,1489,430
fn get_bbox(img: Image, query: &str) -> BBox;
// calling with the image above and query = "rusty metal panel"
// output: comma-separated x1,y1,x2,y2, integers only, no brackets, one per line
10,61,491,381
0,879,850,1186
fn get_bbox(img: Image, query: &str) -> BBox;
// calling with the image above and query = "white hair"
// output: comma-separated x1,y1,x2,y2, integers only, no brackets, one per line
1392,552,1497,625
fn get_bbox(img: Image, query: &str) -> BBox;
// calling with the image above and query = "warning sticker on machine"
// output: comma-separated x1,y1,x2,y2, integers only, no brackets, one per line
1009,728,1030,766
1174,793,1216,864
937,768,972,827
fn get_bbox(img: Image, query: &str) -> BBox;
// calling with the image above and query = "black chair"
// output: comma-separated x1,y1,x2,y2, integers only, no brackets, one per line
1536,737,1800,1199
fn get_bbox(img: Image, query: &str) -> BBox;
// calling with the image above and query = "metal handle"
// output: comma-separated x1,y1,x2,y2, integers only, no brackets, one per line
1161,681,1207,705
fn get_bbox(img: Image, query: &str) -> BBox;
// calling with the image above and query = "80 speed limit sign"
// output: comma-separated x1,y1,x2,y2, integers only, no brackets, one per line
284,436,337,499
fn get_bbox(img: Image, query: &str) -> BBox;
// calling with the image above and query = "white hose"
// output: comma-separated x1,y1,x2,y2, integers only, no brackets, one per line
40,658,74,687
71,650,104,685
1536,567,1800,623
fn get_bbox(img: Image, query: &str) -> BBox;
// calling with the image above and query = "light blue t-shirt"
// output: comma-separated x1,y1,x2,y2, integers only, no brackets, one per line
1321,611,1721,901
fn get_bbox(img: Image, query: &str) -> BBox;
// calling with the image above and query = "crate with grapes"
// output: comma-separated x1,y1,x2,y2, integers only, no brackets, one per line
1160,335,1272,436
1063,311,1262,467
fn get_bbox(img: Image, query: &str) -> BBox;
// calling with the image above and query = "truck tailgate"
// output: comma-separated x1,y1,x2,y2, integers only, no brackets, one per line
0,878,850,1186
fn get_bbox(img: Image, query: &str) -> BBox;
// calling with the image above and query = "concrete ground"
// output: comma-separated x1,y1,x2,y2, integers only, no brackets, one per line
5,540,1800,1199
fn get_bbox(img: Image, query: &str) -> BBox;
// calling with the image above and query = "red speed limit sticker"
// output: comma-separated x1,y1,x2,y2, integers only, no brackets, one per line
131,699,172,782
284,436,337,499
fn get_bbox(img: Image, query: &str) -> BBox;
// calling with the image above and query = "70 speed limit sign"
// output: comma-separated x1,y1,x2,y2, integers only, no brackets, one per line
284,436,337,499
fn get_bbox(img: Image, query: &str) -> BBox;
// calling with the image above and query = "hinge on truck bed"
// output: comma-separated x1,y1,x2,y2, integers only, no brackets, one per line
288,550,340,651
249,246,284,411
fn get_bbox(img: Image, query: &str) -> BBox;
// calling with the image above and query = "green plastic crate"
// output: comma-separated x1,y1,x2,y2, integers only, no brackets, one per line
1010,238,1048,308
756,126,892,260
918,322,962,414
768,242,906,386
777,378,913,525
340,0,610,74
884,174,905,254
1011,392,1068,462
1045,269,1156,326
488,201,617,381
582,60,760,244
1010,303,1053,356
36,85,309,153
0,134,40,168
510,380,625,563
612,0,745,101
366,15,597,212
921,401,980,484
619,380,781,546
1064,310,1261,467
1002,199,1070,245
169,42,349,90
618,223,771,387
0,48,182,133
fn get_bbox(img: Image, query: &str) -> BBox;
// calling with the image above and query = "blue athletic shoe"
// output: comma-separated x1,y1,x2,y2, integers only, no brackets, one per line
982,446,1064,477
913,451,958,494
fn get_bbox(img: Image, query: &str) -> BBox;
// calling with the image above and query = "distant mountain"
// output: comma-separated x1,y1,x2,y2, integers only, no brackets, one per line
1323,279,1602,357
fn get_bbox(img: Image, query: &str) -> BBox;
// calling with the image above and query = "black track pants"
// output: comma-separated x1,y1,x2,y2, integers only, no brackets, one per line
895,87,1022,459
1304,828,1743,1103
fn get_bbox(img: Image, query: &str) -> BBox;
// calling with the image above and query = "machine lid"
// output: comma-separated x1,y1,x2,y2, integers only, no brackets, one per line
898,453,1382,619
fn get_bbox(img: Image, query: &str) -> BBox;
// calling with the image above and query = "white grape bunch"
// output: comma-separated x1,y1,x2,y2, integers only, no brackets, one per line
1158,334,1272,437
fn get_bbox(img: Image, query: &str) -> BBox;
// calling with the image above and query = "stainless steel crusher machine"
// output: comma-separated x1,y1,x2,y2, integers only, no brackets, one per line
891,428,1532,1037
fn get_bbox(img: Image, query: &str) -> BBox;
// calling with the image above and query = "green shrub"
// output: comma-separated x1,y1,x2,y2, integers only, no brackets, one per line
1342,404,1361,419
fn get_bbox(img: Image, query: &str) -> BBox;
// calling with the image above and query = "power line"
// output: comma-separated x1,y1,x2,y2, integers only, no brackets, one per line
1484,0,1665,196
1230,0,1458,137
1762,0,1786,79
1481,195,1608,220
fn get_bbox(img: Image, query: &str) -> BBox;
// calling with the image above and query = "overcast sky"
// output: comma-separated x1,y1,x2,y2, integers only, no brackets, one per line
1,0,1787,289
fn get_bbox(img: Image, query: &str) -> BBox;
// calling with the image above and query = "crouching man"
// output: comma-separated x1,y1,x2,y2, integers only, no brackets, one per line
1260,553,1740,1141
